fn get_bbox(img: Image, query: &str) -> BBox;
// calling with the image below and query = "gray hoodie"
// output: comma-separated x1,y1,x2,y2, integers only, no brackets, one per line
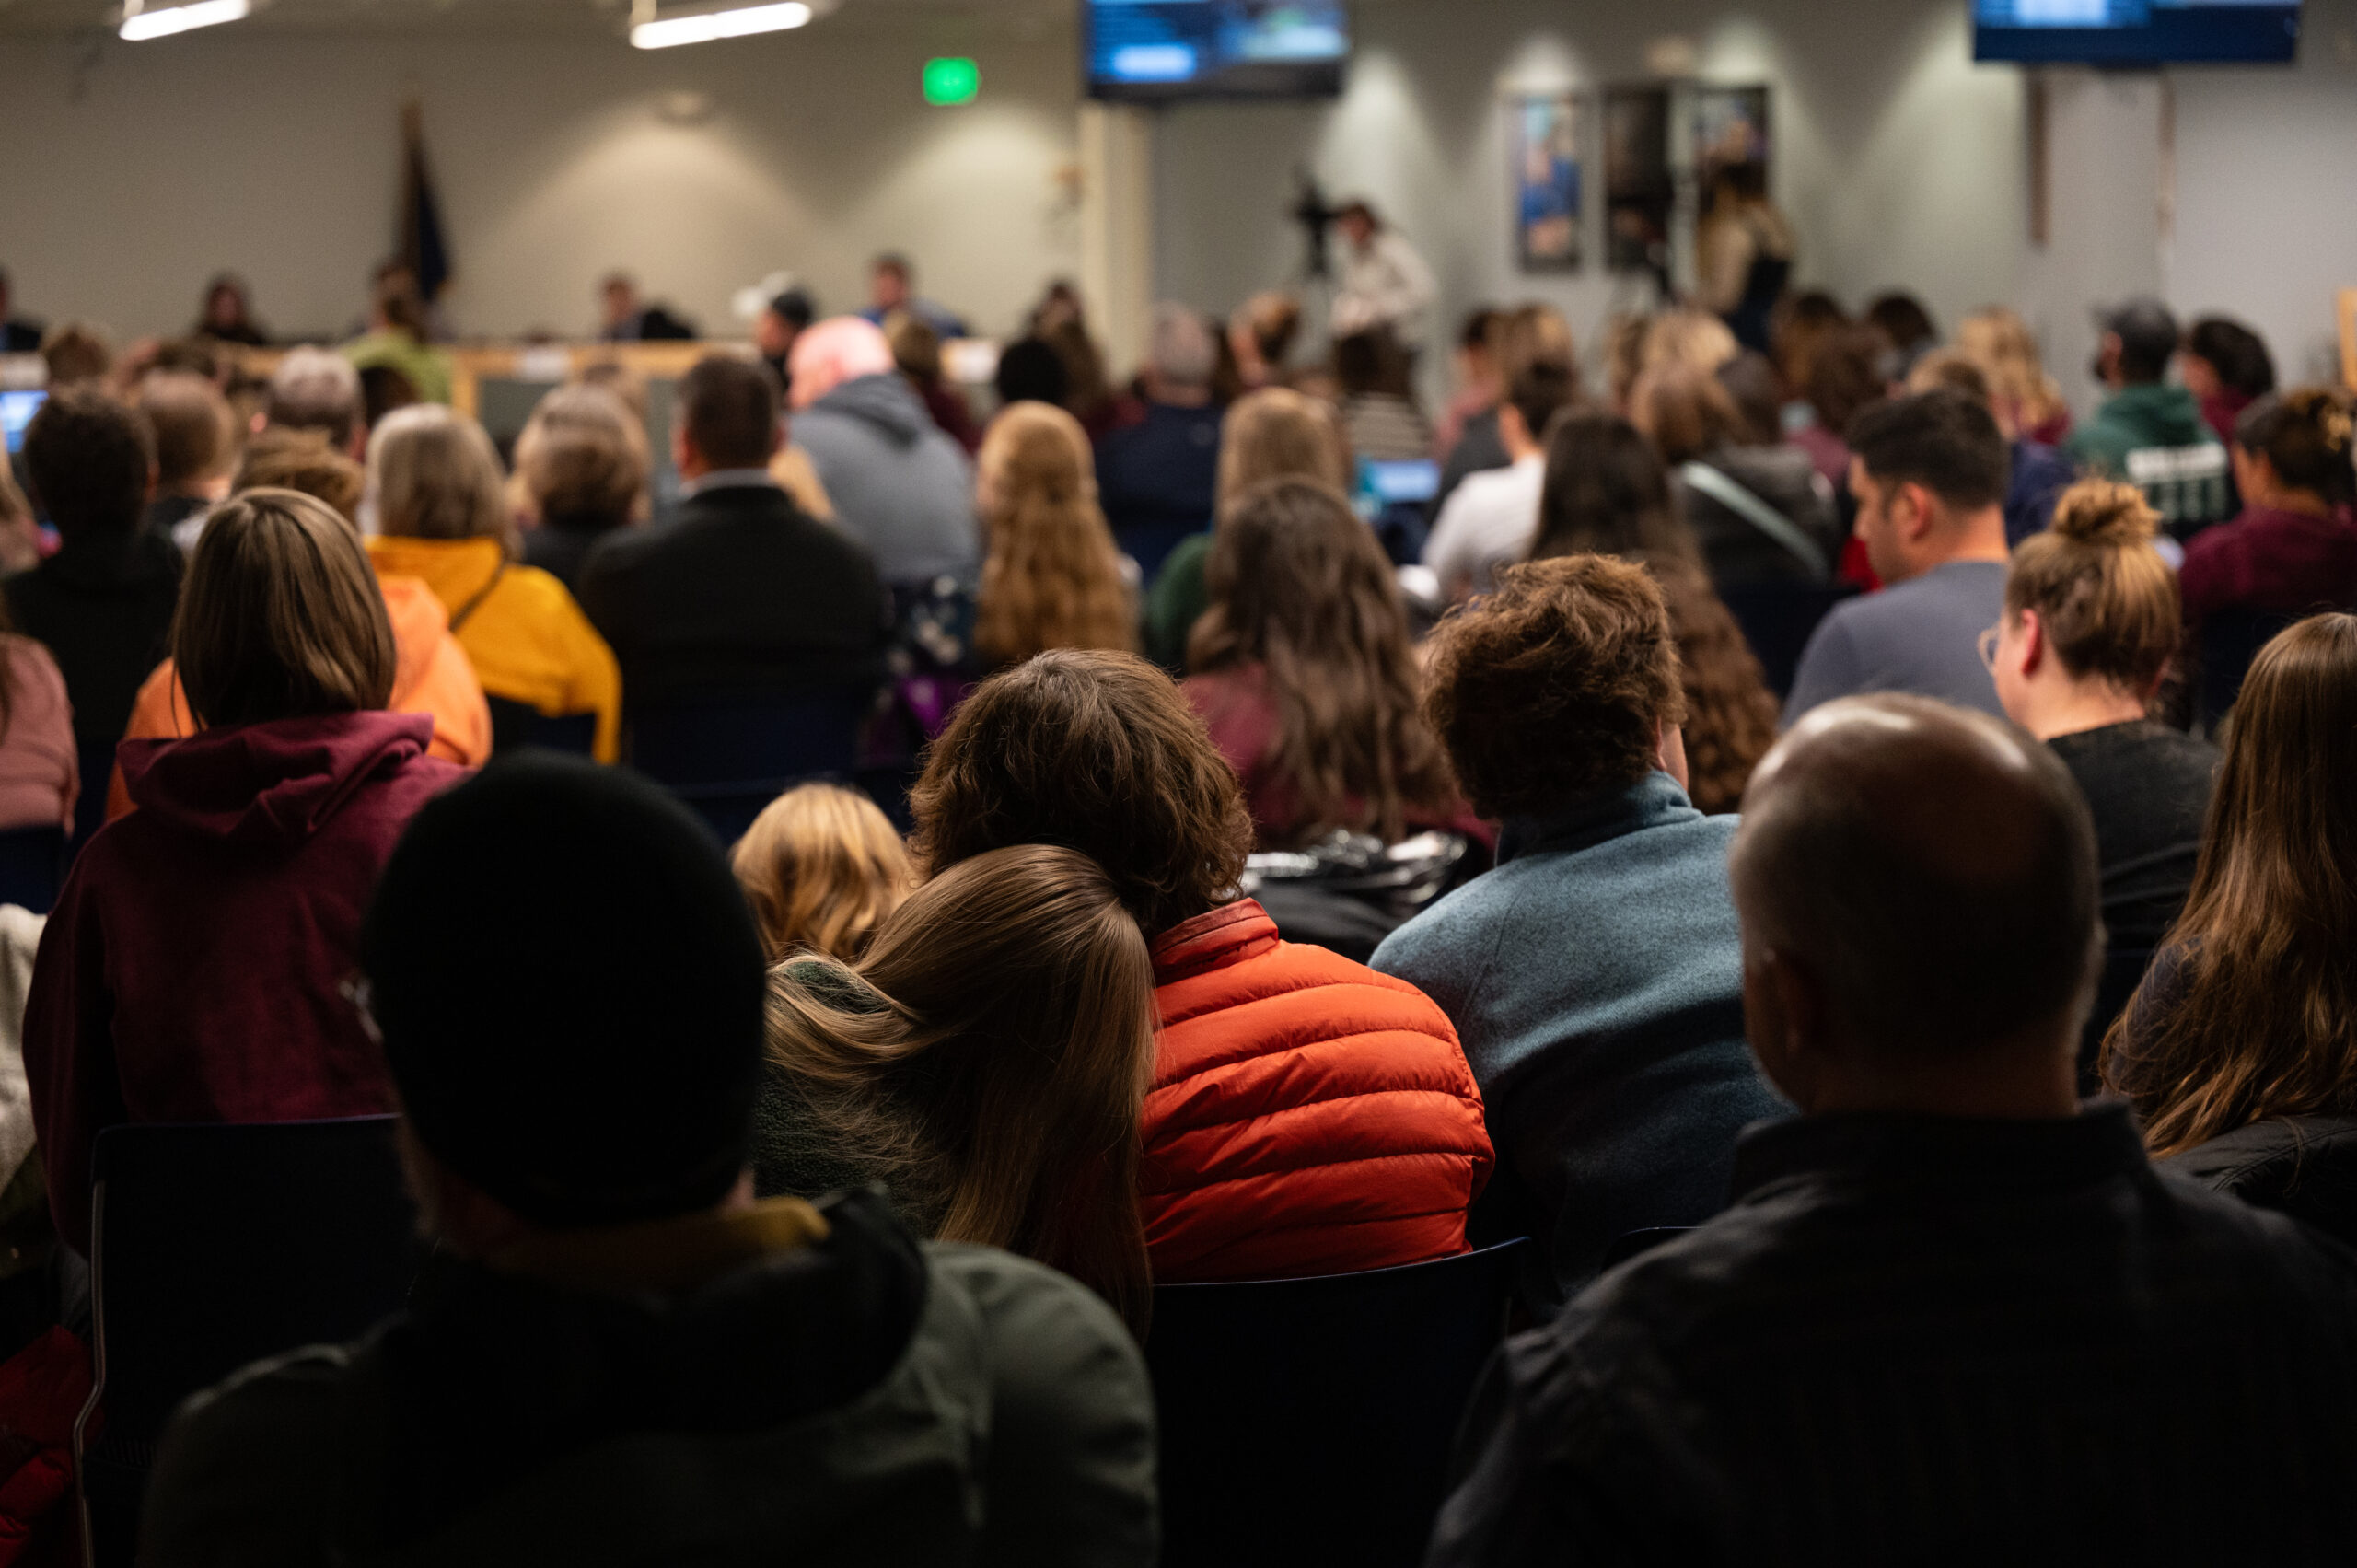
794,373,981,586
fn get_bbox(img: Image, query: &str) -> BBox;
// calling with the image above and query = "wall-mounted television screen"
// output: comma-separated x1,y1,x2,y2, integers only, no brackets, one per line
1086,1,1349,101
1974,0,2303,64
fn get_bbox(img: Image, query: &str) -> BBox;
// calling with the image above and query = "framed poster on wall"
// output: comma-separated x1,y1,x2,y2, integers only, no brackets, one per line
1603,85,1672,282
1694,84,1771,217
1511,93,1584,271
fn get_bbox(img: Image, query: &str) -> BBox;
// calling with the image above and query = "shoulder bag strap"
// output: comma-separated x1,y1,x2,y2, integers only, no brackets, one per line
446,560,511,635
1679,461,1830,582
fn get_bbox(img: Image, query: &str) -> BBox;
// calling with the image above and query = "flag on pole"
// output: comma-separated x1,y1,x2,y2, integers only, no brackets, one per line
397,99,452,302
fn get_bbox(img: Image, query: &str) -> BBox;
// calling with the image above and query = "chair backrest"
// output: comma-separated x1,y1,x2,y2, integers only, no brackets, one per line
486,696,598,758
68,741,115,865
627,691,865,790
1147,1238,1526,1568
1720,581,1862,699
0,824,65,915
2198,607,2300,732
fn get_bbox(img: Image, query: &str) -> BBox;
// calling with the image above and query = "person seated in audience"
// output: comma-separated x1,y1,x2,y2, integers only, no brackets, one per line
1332,326,1432,465
1988,481,2215,1079
1784,389,2012,723
343,267,452,407
1227,290,1304,395
972,401,1135,670
1434,307,1505,474
731,782,911,964
911,650,1492,1283
788,319,979,588
0,592,78,834
112,434,492,810
1185,479,1478,849
39,321,112,390
514,384,648,593
579,354,888,721
1440,308,1573,514
1527,414,1778,815
23,490,465,1257
993,336,1072,411
1095,304,1227,579
859,252,969,343
9,389,182,791
756,843,1156,1332
1908,350,2074,546
2067,296,2217,484
1632,361,1840,589
888,314,982,456
1956,304,2071,447
2179,315,2276,446
0,268,40,354
1429,692,2357,1565
1045,319,1120,440
357,363,420,434
1786,321,1886,494
2177,388,2357,635
1143,386,1350,673
2106,614,2357,1246
1768,289,1845,406
1864,289,1939,379
140,756,1156,1563
1424,352,1579,601
753,284,815,400
1374,557,1784,1307
261,345,366,459
192,273,267,348
365,405,621,761
135,370,235,552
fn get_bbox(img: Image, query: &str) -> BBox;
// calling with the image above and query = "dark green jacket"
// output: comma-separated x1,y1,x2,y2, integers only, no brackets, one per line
2065,383,2215,479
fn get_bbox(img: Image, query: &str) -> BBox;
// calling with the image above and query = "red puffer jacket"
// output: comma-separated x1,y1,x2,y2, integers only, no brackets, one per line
1142,900,1493,1283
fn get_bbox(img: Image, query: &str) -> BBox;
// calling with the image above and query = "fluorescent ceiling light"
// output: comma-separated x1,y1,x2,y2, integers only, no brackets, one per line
631,0,810,49
119,0,250,38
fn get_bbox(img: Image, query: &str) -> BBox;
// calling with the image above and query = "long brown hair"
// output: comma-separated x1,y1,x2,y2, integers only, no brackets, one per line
2103,614,2357,1155
761,844,1156,1331
972,402,1136,668
730,784,913,964
1189,479,1457,842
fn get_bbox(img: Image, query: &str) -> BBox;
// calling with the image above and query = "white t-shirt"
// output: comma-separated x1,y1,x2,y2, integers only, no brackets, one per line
1422,455,1545,599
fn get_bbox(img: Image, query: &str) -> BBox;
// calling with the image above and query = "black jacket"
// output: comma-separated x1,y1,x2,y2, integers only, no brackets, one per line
575,484,888,714
1428,1104,2357,1567
4,528,183,755
2165,1113,2357,1250
1677,443,1844,589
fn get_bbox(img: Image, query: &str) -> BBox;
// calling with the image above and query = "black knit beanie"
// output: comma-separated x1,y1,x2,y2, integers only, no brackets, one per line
359,754,767,1229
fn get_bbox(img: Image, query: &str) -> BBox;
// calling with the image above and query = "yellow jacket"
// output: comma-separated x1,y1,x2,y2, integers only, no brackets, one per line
366,536,621,763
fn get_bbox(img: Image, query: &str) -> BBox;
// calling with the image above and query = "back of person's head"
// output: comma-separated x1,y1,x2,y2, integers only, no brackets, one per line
515,384,647,528
1216,387,1350,510
235,428,365,524
139,371,234,490
993,337,1072,410
1459,307,1504,363
364,756,766,1230
1715,352,1783,447
2102,296,2179,385
1423,554,1686,820
1864,293,1938,353
888,312,944,386
367,404,510,543
372,269,427,342
1771,289,1848,391
1045,319,1113,415
266,347,363,450
974,401,1133,666
911,649,1253,936
1495,303,1578,387
147,338,221,381
577,359,651,423
1239,291,1303,365
1847,389,2009,515
1805,323,1893,439
1631,361,1745,466
23,385,152,540
730,783,911,964
680,353,783,467
40,321,112,388
174,489,396,729
1148,303,1216,392
1734,695,2098,1082
1905,348,1993,406
2234,388,2356,509
1640,309,1738,380
358,365,420,433
1532,412,1696,567
2004,480,2177,694
1192,478,1454,842
1956,306,2060,425
2105,614,2357,1152
786,319,896,412
2184,317,2276,401
764,842,1155,1328
1505,353,1580,447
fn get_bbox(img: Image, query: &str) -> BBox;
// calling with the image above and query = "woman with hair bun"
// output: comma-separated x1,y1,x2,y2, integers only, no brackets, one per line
2178,387,2357,633
1986,480,2217,1074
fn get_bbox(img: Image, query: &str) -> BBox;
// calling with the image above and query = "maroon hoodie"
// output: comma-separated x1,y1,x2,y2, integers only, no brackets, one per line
21,712,463,1254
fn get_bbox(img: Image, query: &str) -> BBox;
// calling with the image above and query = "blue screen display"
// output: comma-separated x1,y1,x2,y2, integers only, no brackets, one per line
0,391,42,457
1086,1,1348,101
1974,0,2302,63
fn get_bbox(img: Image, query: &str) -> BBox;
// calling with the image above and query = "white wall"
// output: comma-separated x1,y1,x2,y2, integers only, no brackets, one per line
0,17,1084,342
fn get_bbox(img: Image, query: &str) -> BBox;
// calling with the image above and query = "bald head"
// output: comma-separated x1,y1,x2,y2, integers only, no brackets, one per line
1732,696,2099,1071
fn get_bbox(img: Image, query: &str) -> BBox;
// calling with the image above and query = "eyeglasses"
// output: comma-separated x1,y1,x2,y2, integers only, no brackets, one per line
1978,624,2003,671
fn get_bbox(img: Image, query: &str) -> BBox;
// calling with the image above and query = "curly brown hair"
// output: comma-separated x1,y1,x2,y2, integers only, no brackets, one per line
910,649,1254,938
1424,555,1688,820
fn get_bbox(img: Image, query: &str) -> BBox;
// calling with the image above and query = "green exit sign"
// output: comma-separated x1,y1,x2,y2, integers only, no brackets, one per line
923,56,980,106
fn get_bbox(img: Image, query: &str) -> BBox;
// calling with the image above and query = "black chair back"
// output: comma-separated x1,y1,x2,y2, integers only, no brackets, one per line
0,825,65,914
2197,608,2300,732
2079,946,2157,1095
485,696,598,758
75,1117,418,1563
627,691,867,844
1148,1238,1526,1568
1719,581,1861,700
68,741,114,864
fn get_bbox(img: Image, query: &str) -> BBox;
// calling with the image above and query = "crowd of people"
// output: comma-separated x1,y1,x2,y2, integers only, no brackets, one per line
0,234,2354,1563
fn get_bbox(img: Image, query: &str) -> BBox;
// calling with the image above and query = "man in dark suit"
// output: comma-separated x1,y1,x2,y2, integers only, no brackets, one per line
577,355,888,724
0,269,41,354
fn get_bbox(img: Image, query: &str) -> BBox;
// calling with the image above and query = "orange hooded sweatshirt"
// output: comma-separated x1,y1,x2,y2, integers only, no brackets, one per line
108,575,491,820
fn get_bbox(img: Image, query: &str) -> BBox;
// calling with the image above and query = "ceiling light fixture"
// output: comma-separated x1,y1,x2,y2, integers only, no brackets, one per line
630,0,810,49
118,0,250,40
